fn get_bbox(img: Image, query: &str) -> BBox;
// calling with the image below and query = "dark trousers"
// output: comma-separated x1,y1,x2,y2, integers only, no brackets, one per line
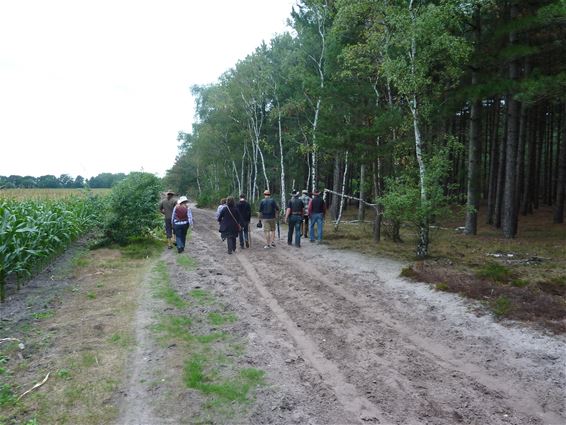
164,217,173,238
174,223,189,251
287,215,303,246
227,235,237,253
302,215,309,237
238,223,249,247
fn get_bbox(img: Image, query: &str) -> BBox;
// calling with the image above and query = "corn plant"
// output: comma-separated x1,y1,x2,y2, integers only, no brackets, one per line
0,196,105,301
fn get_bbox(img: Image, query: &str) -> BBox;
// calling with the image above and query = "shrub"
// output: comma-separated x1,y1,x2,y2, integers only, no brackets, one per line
103,172,162,244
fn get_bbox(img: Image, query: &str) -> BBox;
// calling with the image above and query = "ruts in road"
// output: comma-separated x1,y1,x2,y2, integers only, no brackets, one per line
125,205,566,425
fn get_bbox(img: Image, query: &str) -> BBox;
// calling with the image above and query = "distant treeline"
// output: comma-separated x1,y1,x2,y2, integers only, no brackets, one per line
0,173,127,189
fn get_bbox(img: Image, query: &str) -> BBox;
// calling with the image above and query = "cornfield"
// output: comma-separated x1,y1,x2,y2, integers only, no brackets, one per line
0,195,105,301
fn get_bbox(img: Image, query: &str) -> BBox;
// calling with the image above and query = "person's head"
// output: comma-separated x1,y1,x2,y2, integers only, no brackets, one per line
220,198,226,205
166,190,175,199
239,194,246,201
313,190,320,197
291,190,298,197
177,196,189,205
302,190,308,195
263,190,270,197
226,196,235,207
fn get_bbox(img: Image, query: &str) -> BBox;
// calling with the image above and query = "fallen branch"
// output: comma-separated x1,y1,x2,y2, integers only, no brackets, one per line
17,372,50,401
323,188,381,210
0,337,21,344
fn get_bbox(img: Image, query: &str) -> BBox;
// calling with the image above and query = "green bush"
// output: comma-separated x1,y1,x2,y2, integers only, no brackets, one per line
103,172,162,244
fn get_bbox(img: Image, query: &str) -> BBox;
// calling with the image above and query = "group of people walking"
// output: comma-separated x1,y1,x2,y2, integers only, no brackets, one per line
160,188,326,255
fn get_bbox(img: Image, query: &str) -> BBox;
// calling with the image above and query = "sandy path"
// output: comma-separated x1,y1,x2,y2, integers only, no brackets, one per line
120,206,565,424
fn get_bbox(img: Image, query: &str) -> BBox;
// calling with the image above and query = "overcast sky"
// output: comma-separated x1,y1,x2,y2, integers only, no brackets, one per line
0,0,296,179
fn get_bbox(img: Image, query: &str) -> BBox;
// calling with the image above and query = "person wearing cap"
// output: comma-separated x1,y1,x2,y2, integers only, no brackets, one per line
308,190,326,243
285,190,304,247
236,194,252,248
159,190,177,249
299,189,311,238
171,196,193,253
258,189,279,249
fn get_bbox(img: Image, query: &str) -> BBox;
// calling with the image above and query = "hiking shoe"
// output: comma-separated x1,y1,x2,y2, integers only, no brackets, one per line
245,241,249,248
271,242,276,247
264,245,270,249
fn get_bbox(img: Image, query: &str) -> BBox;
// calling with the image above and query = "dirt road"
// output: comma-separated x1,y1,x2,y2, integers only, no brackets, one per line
120,206,565,424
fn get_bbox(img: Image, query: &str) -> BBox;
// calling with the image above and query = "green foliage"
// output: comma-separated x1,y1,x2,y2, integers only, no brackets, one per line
492,296,512,317
103,172,162,244
381,139,460,229
476,262,512,282
0,195,104,300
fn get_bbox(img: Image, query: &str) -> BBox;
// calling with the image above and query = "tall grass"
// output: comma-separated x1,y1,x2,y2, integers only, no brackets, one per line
0,196,105,301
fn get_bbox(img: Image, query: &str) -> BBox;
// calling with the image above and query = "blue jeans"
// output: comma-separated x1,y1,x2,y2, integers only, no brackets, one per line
309,213,323,241
238,223,249,247
287,215,302,246
174,223,189,251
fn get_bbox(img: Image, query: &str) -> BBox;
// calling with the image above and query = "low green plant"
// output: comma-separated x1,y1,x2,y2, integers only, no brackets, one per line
184,356,265,402
511,278,529,288
87,291,96,300
476,262,512,282
0,383,15,406
492,296,512,316
435,282,449,291
177,255,198,269
57,368,72,380
188,289,215,305
208,312,237,326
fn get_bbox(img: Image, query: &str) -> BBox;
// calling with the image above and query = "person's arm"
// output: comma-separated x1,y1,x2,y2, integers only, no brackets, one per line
188,208,193,226
307,200,313,217
171,206,177,225
217,207,224,223
285,202,291,222
159,200,165,215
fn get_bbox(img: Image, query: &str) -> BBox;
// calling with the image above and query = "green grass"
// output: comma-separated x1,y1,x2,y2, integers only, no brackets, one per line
476,262,512,282
32,310,55,320
152,261,186,308
177,255,198,270
184,356,265,402
108,332,135,348
207,312,237,326
188,289,215,305
0,383,16,407
120,238,163,259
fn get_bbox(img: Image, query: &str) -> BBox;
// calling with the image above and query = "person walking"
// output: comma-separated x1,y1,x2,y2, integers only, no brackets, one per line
215,198,227,219
171,196,193,253
236,194,252,249
299,189,311,238
218,196,242,255
159,190,177,249
258,189,279,249
308,190,326,243
285,190,304,247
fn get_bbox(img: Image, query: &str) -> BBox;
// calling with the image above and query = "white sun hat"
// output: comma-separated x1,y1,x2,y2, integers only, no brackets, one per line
177,196,188,204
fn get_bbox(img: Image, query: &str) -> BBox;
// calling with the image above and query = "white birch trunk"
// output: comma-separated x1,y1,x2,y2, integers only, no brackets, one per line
334,151,349,231
232,160,241,196
276,96,286,211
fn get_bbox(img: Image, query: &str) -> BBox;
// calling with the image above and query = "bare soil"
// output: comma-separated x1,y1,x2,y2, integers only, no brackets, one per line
2,205,565,424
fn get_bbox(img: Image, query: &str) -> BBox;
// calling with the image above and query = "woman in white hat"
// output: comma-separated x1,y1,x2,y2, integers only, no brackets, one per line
171,196,193,253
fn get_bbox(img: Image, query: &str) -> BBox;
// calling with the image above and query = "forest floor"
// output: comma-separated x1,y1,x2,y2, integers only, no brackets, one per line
1,205,565,424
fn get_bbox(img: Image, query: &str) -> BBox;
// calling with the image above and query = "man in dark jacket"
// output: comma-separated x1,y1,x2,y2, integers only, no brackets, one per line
285,190,304,247
258,189,279,248
159,190,177,249
236,194,252,248
308,190,326,243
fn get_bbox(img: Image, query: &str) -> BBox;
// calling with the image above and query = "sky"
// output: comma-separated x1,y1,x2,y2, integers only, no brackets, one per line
0,0,296,179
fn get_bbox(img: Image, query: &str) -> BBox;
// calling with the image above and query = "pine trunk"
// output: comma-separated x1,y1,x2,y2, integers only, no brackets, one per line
358,163,366,221
554,106,566,223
